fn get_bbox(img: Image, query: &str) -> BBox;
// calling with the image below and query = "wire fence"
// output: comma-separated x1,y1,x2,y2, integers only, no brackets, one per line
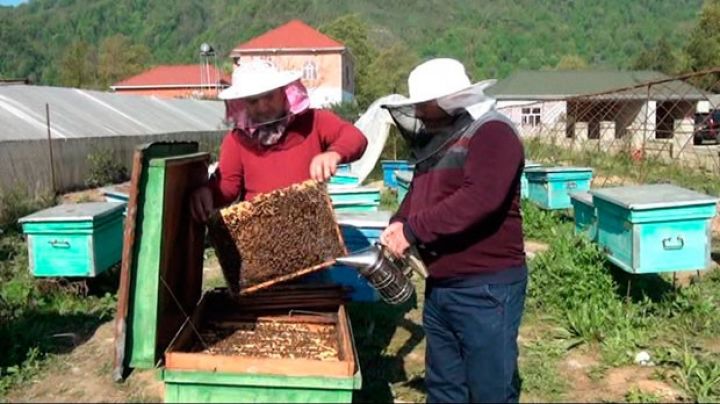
497,68,720,196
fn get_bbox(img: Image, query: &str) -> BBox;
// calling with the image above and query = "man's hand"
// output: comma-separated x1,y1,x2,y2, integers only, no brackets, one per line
190,186,214,223
310,151,343,182
380,222,410,258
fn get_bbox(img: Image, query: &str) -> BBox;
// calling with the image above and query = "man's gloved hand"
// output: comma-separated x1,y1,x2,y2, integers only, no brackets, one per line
310,151,342,182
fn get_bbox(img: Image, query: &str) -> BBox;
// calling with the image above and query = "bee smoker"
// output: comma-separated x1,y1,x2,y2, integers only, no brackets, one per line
335,244,428,305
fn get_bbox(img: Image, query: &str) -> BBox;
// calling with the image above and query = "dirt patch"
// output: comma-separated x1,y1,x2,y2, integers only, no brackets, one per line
524,240,549,260
59,188,105,204
597,366,681,402
558,350,601,402
5,321,162,403
700,337,720,354
555,351,682,402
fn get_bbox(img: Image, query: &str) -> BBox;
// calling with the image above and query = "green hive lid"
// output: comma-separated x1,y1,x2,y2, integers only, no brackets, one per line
570,191,593,205
113,142,210,381
18,202,125,223
590,184,719,210
336,211,392,228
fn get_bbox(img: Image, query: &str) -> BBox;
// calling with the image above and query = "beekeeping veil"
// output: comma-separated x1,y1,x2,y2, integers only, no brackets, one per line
220,60,310,147
381,58,497,165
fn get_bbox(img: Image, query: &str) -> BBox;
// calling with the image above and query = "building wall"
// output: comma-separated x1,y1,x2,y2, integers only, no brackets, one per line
234,50,354,107
497,100,567,137
113,87,223,99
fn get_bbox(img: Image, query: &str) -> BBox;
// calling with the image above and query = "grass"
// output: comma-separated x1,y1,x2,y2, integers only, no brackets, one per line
379,188,399,211
625,386,663,403
519,338,570,401
1,142,720,401
0,197,117,398
521,197,720,401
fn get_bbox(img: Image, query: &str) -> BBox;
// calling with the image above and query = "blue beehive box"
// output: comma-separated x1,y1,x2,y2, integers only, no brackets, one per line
522,161,543,199
570,191,597,241
304,211,392,302
526,166,593,210
329,174,361,187
381,160,413,189
18,202,125,277
329,186,381,212
336,164,352,174
102,183,130,216
395,171,413,203
591,184,718,274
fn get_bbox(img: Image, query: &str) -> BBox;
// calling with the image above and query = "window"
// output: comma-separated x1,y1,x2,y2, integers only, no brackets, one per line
303,61,318,80
521,107,541,127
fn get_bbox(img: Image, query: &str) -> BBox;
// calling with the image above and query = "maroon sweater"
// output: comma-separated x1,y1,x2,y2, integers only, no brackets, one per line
393,114,526,280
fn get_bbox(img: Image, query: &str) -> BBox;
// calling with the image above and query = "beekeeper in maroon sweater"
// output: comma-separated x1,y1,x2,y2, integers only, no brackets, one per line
380,58,527,403
190,60,368,223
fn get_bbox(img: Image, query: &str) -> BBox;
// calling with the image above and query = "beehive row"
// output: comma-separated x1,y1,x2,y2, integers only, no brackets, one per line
208,180,345,292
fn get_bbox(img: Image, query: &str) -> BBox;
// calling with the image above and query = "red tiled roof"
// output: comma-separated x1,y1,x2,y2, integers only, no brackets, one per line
233,19,344,52
112,64,230,88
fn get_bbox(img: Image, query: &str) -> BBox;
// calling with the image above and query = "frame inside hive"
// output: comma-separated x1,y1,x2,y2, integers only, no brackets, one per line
164,287,356,377
207,180,346,295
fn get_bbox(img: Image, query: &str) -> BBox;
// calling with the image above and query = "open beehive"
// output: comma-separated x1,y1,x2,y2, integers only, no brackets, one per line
208,180,346,294
114,143,361,403
165,286,356,378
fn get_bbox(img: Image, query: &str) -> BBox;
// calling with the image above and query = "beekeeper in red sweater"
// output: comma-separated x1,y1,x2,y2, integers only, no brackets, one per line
190,60,368,222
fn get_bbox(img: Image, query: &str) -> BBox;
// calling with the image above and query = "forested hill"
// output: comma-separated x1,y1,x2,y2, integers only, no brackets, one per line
0,0,711,104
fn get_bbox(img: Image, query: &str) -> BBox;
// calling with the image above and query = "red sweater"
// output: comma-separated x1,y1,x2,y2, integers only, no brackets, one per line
209,109,368,206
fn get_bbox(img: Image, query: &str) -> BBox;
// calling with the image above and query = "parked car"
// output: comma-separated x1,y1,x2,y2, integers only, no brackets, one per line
693,109,720,145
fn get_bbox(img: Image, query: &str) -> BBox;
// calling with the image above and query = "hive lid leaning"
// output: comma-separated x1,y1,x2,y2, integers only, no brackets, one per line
590,184,719,210
113,141,209,381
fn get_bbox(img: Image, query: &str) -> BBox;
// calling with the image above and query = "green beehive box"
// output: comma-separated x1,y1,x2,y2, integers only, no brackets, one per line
522,161,542,199
329,186,381,212
591,184,718,274
526,166,593,210
569,191,597,241
19,202,125,277
114,142,361,403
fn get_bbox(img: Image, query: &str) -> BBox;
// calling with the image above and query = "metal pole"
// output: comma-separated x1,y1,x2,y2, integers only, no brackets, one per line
45,103,57,195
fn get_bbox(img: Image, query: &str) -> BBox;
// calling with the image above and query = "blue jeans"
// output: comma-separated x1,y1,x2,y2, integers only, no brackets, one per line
423,276,527,403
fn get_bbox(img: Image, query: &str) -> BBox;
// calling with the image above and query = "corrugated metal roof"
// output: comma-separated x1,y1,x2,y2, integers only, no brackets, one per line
0,85,229,141
488,70,709,101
